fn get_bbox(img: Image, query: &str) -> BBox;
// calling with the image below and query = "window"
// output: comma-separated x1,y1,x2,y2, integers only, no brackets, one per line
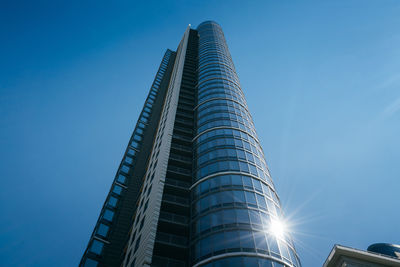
131,141,139,149
127,148,136,157
210,211,222,227
124,156,133,164
117,174,126,184
96,224,109,238
108,196,118,208
222,209,235,224
236,209,250,224
121,165,130,173
89,240,104,255
249,210,262,225
256,194,267,209
225,231,239,249
245,191,256,206
233,190,245,203
113,185,123,195
254,232,268,251
103,209,114,222
242,176,252,188
239,231,255,249
84,258,98,267
200,236,212,256
211,231,225,252
253,179,262,192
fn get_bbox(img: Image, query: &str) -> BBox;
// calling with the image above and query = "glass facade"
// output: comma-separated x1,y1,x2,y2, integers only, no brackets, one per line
81,21,301,267
190,21,300,267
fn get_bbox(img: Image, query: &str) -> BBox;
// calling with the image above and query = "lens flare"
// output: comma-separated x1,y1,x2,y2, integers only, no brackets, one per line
270,218,286,239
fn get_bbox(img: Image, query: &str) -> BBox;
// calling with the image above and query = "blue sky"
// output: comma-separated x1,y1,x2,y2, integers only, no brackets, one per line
1,0,399,266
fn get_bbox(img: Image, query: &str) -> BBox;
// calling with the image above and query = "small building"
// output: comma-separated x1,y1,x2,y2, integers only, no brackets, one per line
324,243,400,267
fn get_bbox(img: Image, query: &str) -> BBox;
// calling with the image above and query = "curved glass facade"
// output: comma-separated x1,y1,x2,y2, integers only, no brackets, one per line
191,21,301,267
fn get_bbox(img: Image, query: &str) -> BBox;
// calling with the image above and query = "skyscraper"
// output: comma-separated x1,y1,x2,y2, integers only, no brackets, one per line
80,21,301,267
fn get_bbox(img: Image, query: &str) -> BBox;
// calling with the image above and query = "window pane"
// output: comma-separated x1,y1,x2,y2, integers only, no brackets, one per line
212,231,225,252
121,165,130,173
96,224,109,237
236,209,250,224
84,258,98,267
245,191,256,205
225,231,239,249
89,240,104,255
249,210,262,225
239,231,255,249
233,190,245,203
108,196,118,207
113,185,123,195
124,156,133,164
223,209,235,224
117,174,126,184
103,209,114,222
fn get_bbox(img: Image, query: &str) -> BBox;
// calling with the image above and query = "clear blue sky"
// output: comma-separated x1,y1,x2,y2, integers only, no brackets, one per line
1,0,399,266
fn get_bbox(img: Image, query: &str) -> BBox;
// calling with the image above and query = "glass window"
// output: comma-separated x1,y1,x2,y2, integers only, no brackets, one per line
279,240,291,260
209,193,219,207
256,194,267,209
259,259,273,267
131,141,139,149
223,209,235,224
220,175,230,186
108,196,118,207
84,258,98,267
212,231,225,252
239,231,255,249
127,148,136,156
201,236,212,256
249,210,262,225
239,161,249,172
253,179,262,192
124,156,133,164
117,174,126,184
200,180,209,193
231,175,242,186
245,191,256,205
103,209,114,222
236,209,250,224
225,231,239,249
96,224,109,238
89,240,104,255
233,190,245,203
200,214,211,232
210,211,222,227
200,196,209,211
220,190,233,204
254,232,268,251
243,177,253,188
113,185,123,195
268,236,280,256
243,257,258,266
121,165,130,173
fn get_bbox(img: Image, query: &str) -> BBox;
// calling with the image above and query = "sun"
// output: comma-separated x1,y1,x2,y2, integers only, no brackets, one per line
269,218,287,239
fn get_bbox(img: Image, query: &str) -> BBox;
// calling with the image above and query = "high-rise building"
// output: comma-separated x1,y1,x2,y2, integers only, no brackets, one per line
80,21,301,267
